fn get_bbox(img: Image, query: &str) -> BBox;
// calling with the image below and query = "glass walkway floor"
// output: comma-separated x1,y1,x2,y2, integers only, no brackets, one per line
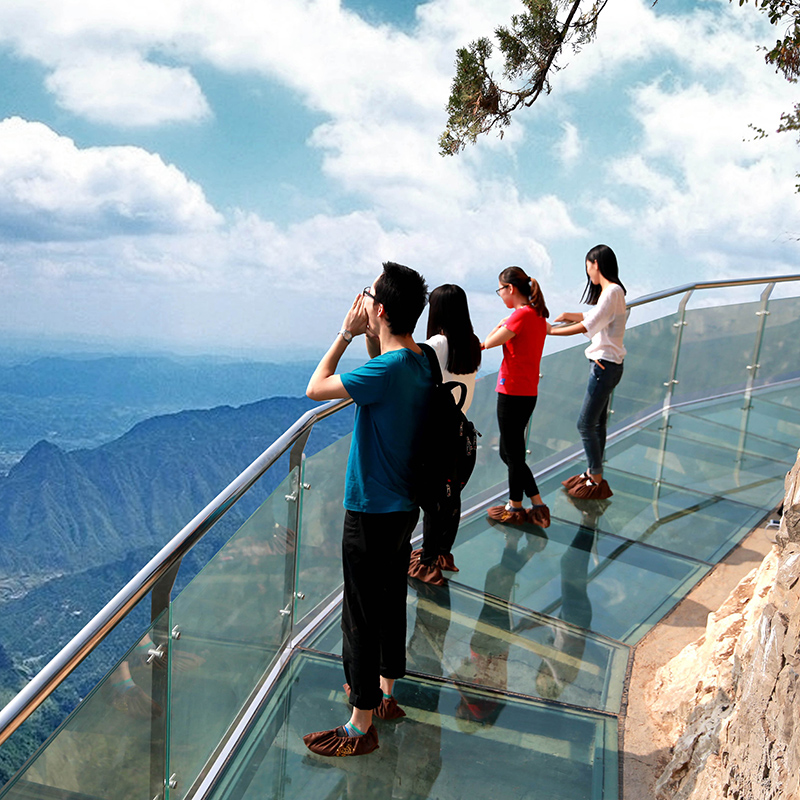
202,383,800,800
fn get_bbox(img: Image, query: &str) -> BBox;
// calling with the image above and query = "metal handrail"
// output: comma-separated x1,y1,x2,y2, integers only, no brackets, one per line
626,273,800,309
0,397,352,745
1,272,799,751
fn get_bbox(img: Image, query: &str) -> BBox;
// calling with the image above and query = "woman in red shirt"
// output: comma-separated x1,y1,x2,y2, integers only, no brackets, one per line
482,267,550,527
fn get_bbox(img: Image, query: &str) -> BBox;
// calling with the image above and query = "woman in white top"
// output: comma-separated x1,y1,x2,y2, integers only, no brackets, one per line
548,245,627,499
409,284,482,585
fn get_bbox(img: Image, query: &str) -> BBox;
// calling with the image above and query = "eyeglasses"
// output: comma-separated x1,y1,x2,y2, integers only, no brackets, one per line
363,286,376,300
495,284,510,296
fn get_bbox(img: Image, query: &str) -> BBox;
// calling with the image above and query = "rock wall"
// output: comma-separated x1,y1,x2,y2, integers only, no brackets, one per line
648,450,800,800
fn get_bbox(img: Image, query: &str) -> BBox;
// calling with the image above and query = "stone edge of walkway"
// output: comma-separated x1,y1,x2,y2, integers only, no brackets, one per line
621,509,780,799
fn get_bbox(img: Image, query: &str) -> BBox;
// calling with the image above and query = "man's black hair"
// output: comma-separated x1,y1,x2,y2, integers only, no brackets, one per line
374,261,429,336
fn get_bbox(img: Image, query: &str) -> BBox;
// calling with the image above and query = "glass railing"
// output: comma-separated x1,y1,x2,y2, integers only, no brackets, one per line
0,612,171,800
0,275,798,800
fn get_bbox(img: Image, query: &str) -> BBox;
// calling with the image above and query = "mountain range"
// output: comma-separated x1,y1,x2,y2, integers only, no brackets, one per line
0,393,352,600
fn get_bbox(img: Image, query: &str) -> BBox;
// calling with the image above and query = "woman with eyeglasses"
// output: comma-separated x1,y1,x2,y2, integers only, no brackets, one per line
408,284,482,585
482,267,551,527
548,244,626,499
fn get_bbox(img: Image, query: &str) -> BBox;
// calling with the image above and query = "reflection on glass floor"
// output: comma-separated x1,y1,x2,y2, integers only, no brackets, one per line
210,384,799,800
314,568,630,714
210,652,618,800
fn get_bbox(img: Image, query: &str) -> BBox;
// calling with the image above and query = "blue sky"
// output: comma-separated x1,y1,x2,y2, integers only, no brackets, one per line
0,0,797,363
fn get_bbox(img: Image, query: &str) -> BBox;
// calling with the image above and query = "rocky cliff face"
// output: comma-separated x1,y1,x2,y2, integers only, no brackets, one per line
648,450,800,800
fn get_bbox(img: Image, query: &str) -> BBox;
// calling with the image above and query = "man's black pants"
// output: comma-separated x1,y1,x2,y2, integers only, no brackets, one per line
341,508,419,710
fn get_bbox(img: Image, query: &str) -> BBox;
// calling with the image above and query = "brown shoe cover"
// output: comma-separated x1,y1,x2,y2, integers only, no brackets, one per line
487,504,528,523
408,551,446,585
436,553,459,573
303,724,379,757
528,504,551,528
568,478,613,500
343,684,407,721
376,695,406,720
561,473,587,490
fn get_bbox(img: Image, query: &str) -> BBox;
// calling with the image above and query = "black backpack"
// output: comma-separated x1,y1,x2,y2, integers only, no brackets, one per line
412,343,481,514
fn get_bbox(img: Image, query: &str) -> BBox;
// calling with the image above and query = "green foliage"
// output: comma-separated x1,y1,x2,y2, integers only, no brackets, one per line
440,39,498,156
439,0,607,155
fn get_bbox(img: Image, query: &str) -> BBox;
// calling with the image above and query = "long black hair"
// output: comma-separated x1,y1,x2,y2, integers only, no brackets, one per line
581,244,626,305
498,266,549,318
426,284,482,375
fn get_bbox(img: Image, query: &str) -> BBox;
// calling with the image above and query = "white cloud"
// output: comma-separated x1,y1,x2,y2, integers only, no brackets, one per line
602,70,799,262
555,121,581,166
44,54,210,127
0,117,222,241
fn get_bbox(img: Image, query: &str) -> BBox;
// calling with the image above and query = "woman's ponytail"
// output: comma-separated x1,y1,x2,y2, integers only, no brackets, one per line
529,278,549,319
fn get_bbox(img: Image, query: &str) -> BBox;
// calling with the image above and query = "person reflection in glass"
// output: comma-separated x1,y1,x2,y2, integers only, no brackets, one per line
451,527,548,727
535,496,610,700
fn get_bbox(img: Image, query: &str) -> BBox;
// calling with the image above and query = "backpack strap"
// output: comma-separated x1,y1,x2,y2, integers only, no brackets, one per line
418,342,443,385
417,342,468,410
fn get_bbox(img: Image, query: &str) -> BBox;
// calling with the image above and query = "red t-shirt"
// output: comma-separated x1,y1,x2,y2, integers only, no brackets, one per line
496,305,547,396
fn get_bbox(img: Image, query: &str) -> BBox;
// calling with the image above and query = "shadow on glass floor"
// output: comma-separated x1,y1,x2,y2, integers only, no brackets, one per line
209,652,618,800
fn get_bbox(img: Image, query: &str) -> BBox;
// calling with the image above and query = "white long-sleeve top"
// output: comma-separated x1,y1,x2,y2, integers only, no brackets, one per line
582,284,627,364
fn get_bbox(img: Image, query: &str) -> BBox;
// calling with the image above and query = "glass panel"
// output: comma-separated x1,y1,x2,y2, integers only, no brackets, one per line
293,427,350,628
0,614,169,800
671,301,760,403
168,467,299,799
526,343,592,466
656,408,799,465
310,578,628,715
758,384,800,415
447,513,708,644
610,312,679,424
688,395,800,448
756,295,800,387
543,465,766,564
207,652,619,800
757,382,800,413
603,424,790,509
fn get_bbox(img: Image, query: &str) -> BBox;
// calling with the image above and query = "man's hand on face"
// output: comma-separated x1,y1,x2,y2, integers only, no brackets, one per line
342,294,369,338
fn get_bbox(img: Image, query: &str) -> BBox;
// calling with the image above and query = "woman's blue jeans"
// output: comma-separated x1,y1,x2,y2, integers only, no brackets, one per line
577,359,624,475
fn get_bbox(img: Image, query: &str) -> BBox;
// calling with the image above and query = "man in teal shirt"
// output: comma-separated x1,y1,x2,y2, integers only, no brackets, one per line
304,262,431,757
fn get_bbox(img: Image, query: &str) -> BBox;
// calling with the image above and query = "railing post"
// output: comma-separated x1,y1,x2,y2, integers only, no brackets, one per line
287,428,313,634
150,561,180,800
652,290,692,516
744,283,775,406
663,290,693,414
733,283,776,485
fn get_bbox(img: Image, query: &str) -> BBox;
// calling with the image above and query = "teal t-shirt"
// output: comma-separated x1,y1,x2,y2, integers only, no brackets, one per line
340,348,432,513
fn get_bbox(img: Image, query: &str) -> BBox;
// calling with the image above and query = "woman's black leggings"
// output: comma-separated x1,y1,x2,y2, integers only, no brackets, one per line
496,393,539,502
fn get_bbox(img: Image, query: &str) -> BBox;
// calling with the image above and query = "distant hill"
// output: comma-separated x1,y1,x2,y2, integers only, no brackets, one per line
0,354,363,474
0,395,353,590
0,355,319,404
